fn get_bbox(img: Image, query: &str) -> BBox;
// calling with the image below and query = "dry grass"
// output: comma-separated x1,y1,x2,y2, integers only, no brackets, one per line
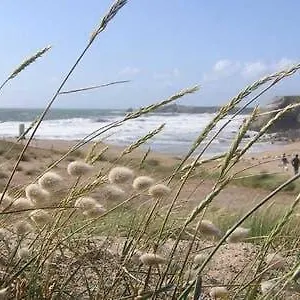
0,1,300,299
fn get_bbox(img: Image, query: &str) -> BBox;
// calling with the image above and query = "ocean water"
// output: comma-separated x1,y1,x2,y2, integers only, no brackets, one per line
0,108,276,157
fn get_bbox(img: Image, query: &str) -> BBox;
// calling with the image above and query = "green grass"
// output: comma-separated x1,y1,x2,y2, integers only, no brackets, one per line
234,172,297,192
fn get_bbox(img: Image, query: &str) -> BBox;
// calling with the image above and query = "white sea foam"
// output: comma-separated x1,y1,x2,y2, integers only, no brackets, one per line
0,112,275,156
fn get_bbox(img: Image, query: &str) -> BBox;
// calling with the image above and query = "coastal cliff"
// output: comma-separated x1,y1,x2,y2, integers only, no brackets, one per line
250,96,300,133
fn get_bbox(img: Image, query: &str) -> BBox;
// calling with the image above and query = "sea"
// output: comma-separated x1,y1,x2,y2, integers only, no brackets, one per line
0,108,277,157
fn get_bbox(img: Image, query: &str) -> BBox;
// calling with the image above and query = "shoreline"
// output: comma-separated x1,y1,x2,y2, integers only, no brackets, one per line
4,136,290,159
3,137,300,177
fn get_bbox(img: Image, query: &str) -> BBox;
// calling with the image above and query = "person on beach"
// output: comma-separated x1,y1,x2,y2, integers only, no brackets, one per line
291,154,300,174
281,153,289,171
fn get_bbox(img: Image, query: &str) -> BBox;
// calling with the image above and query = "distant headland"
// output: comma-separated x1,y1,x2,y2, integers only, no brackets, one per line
126,103,253,114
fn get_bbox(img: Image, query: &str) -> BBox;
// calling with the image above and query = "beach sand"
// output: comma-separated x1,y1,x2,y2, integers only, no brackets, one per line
1,138,300,298
0,137,299,214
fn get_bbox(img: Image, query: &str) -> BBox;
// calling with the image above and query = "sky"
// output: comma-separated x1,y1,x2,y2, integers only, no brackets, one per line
0,0,300,109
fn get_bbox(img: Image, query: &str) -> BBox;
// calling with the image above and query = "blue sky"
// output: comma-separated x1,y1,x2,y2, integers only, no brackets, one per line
0,0,299,109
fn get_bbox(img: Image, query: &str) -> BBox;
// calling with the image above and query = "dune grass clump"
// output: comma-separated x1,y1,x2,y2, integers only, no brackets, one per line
1,2,300,298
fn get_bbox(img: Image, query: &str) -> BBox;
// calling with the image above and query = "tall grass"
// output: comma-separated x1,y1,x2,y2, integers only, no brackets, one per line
0,1,300,299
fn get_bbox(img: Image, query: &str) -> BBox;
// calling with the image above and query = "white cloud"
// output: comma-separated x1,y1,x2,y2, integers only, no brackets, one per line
204,57,297,81
213,59,232,72
153,68,180,80
173,68,180,77
241,61,267,78
203,59,241,81
273,58,295,70
119,66,141,76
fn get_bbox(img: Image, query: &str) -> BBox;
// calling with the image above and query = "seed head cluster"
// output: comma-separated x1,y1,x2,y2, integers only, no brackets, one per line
74,196,105,218
139,253,166,266
226,227,250,243
265,253,285,269
209,286,229,299
30,209,52,226
38,171,63,192
148,184,171,198
194,253,209,266
12,197,34,211
0,288,8,299
199,220,222,238
14,221,33,236
25,184,50,206
108,166,134,184
104,184,126,201
75,197,97,210
261,279,277,295
67,161,93,177
0,193,13,209
132,176,154,191
18,247,30,260
83,204,106,218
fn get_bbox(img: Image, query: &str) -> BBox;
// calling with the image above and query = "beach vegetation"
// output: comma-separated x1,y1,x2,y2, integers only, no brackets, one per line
0,0,300,298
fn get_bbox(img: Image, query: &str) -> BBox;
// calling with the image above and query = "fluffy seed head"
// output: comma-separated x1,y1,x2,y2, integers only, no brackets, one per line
0,193,13,209
199,220,222,238
83,204,106,218
149,184,171,198
133,176,154,191
194,253,209,266
265,253,285,269
131,250,143,265
12,197,34,211
0,229,7,240
30,210,52,226
139,253,166,266
14,221,33,236
0,288,8,299
292,265,300,281
25,184,50,206
38,171,63,192
67,161,93,177
108,166,134,184
184,268,199,283
104,185,126,201
74,197,97,210
261,279,276,295
226,227,250,243
209,287,229,299
18,247,30,260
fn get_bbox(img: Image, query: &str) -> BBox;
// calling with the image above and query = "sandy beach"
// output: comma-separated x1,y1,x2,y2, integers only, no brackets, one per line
1,137,300,215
